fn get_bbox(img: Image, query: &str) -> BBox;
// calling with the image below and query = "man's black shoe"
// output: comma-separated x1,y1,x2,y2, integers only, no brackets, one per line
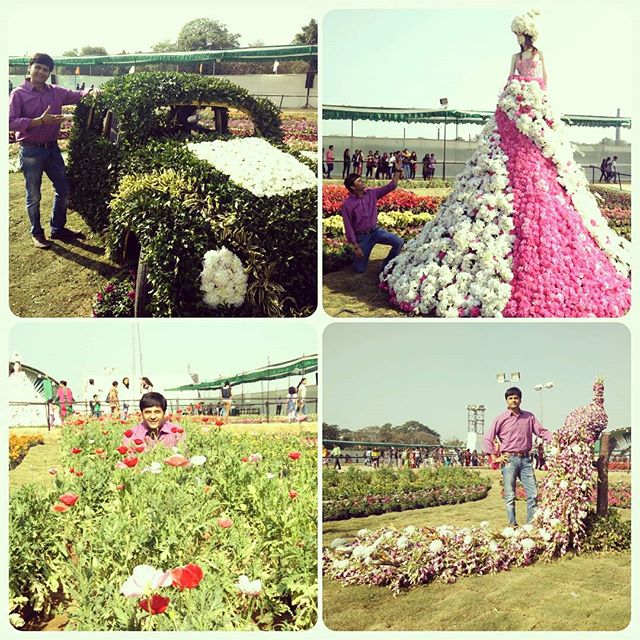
50,228,85,240
32,235,51,249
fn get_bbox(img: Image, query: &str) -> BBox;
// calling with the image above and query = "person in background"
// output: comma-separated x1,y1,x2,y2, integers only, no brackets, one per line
365,150,374,178
409,151,418,179
599,157,610,183
140,376,154,394
428,153,437,179
107,381,120,416
331,443,342,470
221,380,233,425
121,376,131,420
89,394,102,418
296,377,308,417
287,386,297,422
56,380,74,421
608,155,618,183
325,145,334,178
422,152,430,180
342,148,351,178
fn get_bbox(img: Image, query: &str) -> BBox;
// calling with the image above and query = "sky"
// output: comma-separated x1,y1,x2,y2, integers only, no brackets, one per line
3,0,317,55
9,321,317,397
322,1,635,144
322,323,631,441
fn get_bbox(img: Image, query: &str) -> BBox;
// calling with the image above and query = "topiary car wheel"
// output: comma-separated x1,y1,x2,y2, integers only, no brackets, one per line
134,257,151,318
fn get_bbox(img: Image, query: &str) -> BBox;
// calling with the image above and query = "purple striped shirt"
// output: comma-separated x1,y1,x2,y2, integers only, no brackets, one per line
483,409,552,454
340,180,397,244
9,80,87,143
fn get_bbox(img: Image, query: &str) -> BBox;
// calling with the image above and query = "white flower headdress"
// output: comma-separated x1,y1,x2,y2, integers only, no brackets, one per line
511,9,540,41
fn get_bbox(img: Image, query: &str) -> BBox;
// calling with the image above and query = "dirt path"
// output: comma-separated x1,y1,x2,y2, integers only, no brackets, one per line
8,172,121,317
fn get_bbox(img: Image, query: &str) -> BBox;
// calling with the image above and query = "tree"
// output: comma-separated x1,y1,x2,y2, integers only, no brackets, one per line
322,423,341,440
247,40,265,48
177,18,241,51
152,39,178,53
442,437,466,448
79,46,109,56
291,19,317,45
62,48,79,57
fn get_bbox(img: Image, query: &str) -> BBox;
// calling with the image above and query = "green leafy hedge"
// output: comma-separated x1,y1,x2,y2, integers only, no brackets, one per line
67,72,283,231
107,140,316,317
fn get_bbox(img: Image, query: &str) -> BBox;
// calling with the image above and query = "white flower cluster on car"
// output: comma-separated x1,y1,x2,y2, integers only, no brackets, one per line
499,78,631,275
200,247,248,309
381,118,516,317
187,138,316,198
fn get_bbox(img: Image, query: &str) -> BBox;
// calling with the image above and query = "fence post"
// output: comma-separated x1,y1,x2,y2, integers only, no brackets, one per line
596,432,610,516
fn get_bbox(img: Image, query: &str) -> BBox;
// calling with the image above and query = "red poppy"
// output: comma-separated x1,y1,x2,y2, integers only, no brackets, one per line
116,445,128,455
59,493,79,506
71,448,82,454
176,427,184,434
53,502,70,513
134,445,145,453
116,484,125,491
217,517,233,529
289,490,298,499
288,451,301,461
241,456,249,463
94,448,105,455
138,594,170,615
171,427,178,433
123,457,139,468
75,471,84,477
170,563,204,590
176,409,183,415
215,419,224,427
69,467,75,474
123,429,133,438
134,438,143,445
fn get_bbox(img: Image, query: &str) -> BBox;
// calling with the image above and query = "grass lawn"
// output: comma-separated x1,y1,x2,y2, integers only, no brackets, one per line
8,171,130,318
323,471,631,631
9,422,317,493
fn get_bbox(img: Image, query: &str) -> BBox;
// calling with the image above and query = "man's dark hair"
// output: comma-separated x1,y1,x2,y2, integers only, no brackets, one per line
505,386,522,400
30,53,54,71
344,173,361,193
89,378,94,384
112,380,118,387
60,380,67,386
140,392,167,412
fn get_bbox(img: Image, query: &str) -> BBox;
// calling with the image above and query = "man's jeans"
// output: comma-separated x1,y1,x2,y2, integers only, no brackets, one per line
353,227,404,273
19,143,69,237
501,455,538,525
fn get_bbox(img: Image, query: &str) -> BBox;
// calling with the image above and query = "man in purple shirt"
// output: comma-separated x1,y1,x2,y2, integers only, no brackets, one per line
9,53,89,248
340,160,404,273
122,392,185,450
483,386,553,526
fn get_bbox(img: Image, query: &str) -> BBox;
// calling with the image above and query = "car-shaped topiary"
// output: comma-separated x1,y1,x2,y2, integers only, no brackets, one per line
67,72,317,317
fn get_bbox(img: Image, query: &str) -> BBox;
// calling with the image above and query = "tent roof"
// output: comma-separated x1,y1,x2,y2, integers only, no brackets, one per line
323,104,631,129
167,354,317,391
9,45,317,67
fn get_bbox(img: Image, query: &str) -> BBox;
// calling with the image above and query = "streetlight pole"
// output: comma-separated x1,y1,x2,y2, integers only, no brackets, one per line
533,382,554,424
440,98,448,180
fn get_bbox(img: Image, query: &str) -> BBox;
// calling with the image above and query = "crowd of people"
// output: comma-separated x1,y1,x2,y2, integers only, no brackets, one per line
323,147,437,181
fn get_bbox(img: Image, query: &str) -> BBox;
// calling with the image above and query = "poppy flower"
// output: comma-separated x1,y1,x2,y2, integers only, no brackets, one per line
53,503,69,512
116,445,128,455
68,467,75,474
134,438,143,445
241,456,249,463
170,563,204,590
121,564,172,598
59,493,79,506
171,427,178,433
215,419,224,427
289,490,298,499
138,594,170,615
134,445,145,453
123,430,133,438
164,454,190,467
116,484,125,491
177,427,184,434
75,471,84,477
94,448,105,455
217,517,233,529
123,457,139,468
288,451,301,461
71,448,81,454
236,574,262,596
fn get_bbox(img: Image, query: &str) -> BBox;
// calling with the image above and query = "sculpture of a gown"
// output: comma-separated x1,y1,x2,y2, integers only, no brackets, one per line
381,53,631,317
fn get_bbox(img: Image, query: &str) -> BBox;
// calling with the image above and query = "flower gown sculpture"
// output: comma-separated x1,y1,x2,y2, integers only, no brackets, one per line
323,378,609,591
380,10,631,318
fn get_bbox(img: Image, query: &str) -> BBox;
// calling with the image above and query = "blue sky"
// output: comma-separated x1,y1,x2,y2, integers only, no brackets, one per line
322,3,635,144
322,323,630,440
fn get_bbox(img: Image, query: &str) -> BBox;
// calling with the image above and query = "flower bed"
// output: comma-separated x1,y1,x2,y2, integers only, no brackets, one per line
323,467,491,521
229,111,317,151
322,184,441,217
502,480,630,509
9,434,45,469
9,417,317,630
324,379,620,592
608,460,630,472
